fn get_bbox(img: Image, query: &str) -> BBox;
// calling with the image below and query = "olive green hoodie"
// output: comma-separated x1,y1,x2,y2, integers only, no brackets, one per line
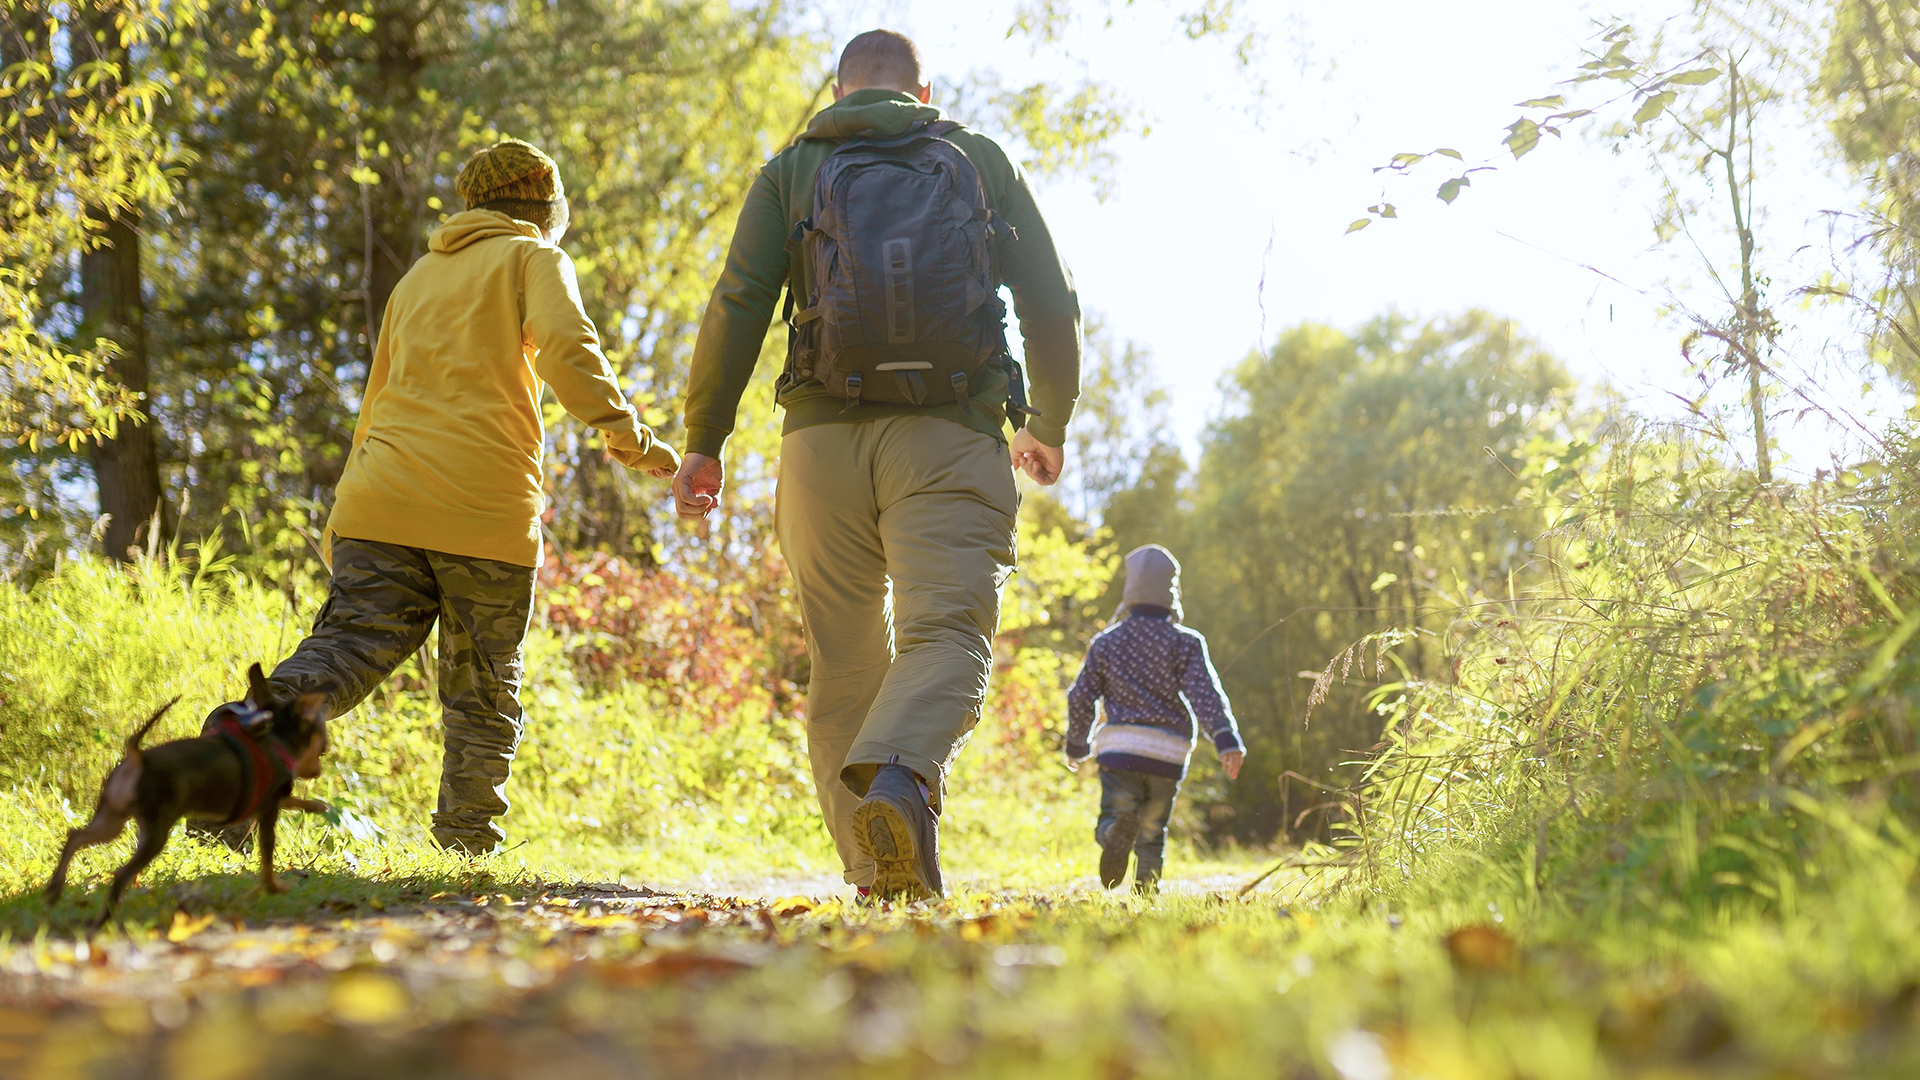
683,89,1082,458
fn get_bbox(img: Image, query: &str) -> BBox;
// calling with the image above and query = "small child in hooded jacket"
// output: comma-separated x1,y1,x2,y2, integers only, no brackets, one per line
1065,545,1245,890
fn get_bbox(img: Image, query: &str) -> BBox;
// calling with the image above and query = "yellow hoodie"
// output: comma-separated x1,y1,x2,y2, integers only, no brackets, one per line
327,210,676,567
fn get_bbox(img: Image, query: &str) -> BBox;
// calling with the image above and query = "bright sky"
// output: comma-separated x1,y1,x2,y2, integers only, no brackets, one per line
811,0,1907,476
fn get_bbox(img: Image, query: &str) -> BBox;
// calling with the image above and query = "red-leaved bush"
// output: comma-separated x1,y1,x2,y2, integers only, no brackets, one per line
538,548,806,725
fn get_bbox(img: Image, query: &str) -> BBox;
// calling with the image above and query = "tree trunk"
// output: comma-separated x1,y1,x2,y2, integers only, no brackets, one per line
83,212,167,559
362,0,428,349
79,4,167,560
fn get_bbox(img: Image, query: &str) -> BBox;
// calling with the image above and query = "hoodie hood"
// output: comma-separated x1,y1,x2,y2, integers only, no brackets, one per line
1115,544,1183,624
800,88,943,142
429,209,543,254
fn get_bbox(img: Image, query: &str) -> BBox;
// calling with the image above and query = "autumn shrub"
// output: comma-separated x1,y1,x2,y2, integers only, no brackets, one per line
538,546,806,722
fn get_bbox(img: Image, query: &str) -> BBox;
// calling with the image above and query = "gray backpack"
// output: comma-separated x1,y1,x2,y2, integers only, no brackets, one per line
783,120,1015,411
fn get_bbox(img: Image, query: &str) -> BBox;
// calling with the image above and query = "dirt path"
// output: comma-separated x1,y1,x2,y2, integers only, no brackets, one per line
0,870,1267,1080
2,882,852,1079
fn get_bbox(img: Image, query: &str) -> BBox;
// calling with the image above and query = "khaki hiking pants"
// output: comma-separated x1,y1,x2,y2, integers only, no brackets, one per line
776,416,1019,886
266,536,536,854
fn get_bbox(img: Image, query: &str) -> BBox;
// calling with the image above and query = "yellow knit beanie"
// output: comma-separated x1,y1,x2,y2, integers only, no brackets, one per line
455,139,569,232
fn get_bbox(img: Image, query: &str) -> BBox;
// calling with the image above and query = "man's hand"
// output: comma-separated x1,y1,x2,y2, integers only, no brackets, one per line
1221,750,1244,781
1011,429,1064,486
673,453,724,520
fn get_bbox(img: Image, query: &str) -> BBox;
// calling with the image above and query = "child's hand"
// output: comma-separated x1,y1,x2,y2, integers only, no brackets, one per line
1063,752,1080,773
1221,750,1244,781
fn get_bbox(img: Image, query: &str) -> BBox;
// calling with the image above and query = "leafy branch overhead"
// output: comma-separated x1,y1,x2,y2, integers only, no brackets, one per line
1349,24,1723,231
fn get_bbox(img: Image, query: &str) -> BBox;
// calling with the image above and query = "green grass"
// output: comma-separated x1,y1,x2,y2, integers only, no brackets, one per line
0,557,1257,928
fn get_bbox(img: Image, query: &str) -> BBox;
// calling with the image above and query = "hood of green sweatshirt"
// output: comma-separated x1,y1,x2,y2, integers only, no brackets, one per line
799,88,944,142
429,209,543,253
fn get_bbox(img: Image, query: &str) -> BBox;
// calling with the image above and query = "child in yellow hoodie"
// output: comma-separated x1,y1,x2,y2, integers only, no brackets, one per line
254,139,678,854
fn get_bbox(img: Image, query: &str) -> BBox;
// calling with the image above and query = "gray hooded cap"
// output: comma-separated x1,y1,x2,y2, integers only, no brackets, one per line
1115,544,1182,623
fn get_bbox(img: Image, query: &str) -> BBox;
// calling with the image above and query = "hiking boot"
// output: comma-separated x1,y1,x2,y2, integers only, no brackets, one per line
433,830,500,857
1099,811,1139,889
853,758,942,900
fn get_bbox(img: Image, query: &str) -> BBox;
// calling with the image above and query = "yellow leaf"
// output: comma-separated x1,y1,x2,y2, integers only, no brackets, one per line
167,911,217,943
770,895,813,915
329,972,409,1026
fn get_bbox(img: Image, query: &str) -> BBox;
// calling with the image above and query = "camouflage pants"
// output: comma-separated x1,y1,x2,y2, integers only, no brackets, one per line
267,535,536,854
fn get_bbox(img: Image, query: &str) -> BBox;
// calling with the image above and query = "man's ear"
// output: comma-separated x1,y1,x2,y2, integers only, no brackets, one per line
832,81,846,101
915,82,931,104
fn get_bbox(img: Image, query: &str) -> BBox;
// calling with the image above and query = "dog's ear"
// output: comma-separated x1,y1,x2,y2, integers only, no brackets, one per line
246,662,273,707
293,691,330,728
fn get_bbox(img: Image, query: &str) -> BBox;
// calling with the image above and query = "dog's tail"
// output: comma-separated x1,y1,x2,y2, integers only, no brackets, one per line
124,697,181,757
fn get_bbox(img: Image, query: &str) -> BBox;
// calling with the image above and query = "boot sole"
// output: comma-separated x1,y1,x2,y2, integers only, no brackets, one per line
1100,812,1139,889
855,798,932,901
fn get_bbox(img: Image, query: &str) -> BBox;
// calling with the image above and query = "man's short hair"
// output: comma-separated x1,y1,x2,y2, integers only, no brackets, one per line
837,30,921,91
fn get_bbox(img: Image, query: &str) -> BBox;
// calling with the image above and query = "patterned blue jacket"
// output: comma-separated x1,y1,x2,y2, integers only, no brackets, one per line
1064,606,1244,779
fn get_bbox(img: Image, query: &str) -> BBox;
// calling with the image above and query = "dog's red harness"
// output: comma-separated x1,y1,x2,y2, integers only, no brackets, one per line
209,711,301,825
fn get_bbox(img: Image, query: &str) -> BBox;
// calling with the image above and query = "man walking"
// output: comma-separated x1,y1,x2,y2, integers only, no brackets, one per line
674,30,1081,898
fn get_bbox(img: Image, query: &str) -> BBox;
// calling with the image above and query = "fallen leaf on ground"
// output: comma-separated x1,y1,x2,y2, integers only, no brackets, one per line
167,911,218,943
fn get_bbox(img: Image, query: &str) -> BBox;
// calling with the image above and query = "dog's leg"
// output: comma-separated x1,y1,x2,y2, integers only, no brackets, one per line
278,796,330,815
257,802,286,894
93,817,172,932
45,812,130,906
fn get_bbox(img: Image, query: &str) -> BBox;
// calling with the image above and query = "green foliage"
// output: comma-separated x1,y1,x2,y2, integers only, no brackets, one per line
129,0,826,571
937,71,1134,199
1171,312,1573,841
1819,0,1920,389
0,2,171,452
1355,425,1920,925
2,1,187,565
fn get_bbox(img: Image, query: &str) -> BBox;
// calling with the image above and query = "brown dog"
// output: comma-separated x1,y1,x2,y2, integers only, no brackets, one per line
45,663,332,929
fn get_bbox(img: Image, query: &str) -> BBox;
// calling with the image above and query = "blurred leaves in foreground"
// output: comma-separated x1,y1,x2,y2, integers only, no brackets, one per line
7,883,1920,1079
